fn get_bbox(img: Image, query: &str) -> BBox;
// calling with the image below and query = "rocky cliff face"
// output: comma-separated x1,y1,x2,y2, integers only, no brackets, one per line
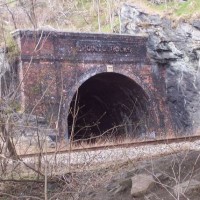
121,4,200,134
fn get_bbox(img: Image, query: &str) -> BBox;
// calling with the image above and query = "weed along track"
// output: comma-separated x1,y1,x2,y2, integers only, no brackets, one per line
19,135,200,168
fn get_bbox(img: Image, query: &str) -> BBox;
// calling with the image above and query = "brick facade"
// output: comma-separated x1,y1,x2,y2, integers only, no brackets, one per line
12,30,172,138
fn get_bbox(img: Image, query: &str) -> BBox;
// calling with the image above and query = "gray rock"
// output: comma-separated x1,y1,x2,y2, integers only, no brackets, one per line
121,3,200,134
48,142,56,148
47,182,58,191
193,20,200,30
131,174,154,197
109,178,132,194
87,191,96,198
154,173,170,182
105,181,118,192
119,178,132,189
124,169,138,178
173,179,200,196
37,116,47,124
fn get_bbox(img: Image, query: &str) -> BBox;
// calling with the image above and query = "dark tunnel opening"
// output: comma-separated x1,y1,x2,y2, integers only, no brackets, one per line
68,73,150,141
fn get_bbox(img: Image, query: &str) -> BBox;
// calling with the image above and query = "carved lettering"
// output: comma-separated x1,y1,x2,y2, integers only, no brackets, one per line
76,41,135,54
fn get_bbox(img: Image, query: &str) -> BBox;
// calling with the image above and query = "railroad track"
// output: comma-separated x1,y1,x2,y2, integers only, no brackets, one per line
19,135,200,158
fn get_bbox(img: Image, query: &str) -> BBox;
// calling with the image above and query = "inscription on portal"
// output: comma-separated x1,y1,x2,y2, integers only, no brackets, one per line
72,38,148,63
76,40,136,54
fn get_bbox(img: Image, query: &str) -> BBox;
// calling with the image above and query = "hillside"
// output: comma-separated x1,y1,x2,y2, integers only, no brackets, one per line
0,0,200,48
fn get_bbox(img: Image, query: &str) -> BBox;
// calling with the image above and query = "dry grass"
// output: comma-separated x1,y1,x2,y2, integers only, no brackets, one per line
14,129,200,156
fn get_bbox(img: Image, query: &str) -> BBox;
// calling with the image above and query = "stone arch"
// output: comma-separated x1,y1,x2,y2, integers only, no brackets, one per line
67,69,152,141
67,66,150,109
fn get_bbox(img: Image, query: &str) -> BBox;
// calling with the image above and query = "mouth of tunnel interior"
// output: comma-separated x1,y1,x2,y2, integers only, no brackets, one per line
68,72,150,141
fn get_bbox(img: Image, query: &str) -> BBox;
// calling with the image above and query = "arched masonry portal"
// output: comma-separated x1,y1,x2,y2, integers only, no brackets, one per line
68,73,150,140
12,30,174,141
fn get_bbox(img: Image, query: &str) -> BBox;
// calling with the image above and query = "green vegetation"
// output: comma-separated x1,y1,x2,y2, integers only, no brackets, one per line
175,0,200,17
140,0,200,19
5,35,19,64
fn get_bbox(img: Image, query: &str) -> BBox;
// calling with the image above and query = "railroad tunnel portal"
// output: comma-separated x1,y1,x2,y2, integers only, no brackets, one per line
12,30,172,140
68,73,150,141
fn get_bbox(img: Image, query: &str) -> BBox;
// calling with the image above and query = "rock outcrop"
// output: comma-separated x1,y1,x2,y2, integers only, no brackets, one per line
121,4,200,134
131,174,154,197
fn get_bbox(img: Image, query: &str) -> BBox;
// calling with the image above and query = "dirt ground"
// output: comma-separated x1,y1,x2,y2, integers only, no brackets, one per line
1,150,200,199
79,150,200,200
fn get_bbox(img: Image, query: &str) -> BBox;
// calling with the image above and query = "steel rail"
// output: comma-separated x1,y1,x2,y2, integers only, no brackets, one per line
18,135,200,158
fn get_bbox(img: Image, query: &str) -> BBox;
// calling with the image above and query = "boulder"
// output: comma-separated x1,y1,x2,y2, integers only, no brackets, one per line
131,174,154,197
